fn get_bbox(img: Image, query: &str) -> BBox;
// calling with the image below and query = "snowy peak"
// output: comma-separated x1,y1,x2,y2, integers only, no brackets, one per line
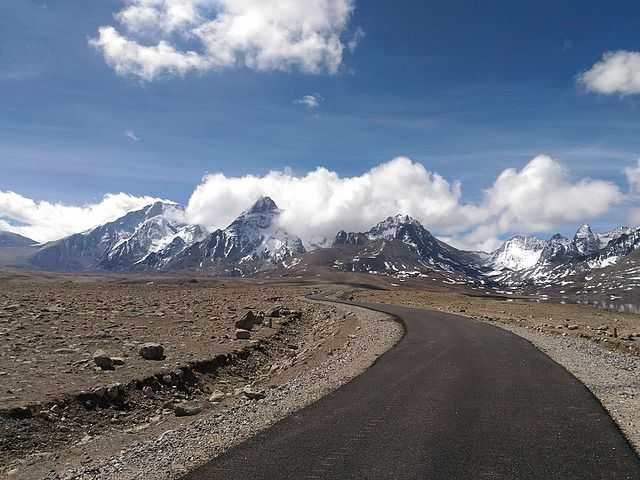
367,214,422,241
246,196,279,214
489,235,546,271
573,224,599,256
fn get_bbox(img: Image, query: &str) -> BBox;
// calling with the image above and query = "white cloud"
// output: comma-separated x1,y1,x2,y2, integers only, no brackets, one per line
348,26,365,52
125,129,141,141
0,192,160,243
579,50,640,95
185,155,623,250
625,158,640,194
295,93,323,109
91,0,357,81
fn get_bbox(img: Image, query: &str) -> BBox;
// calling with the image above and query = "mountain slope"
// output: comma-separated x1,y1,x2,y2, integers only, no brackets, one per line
164,197,305,275
0,231,37,247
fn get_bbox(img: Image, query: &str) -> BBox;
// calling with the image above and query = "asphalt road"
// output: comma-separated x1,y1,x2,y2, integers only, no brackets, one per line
182,301,640,479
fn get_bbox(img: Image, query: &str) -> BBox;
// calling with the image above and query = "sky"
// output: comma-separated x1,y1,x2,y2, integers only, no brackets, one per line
2,0,640,250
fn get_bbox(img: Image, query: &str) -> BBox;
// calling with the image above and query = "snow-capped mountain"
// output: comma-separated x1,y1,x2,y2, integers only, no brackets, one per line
326,214,487,282
487,235,546,272
30,202,202,271
161,196,305,275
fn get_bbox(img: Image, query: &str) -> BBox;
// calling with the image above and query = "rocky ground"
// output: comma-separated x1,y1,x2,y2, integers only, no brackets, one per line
0,273,402,479
354,287,640,452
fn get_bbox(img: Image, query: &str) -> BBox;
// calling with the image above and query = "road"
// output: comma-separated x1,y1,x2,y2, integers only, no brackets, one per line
182,300,640,479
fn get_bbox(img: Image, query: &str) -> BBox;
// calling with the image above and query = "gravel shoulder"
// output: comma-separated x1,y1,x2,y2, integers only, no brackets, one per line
10,298,402,479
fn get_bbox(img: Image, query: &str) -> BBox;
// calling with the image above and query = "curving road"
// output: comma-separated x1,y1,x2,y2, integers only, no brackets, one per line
182,300,640,479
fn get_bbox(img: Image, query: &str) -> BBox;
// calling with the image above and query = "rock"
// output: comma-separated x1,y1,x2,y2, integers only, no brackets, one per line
161,374,173,385
139,343,164,360
93,350,114,370
267,306,283,317
263,317,273,328
243,387,266,400
567,325,579,330
235,311,257,330
174,402,205,417
54,348,77,354
235,329,251,340
142,386,154,397
209,390,225,403
106,384,123,401
111,357,126,366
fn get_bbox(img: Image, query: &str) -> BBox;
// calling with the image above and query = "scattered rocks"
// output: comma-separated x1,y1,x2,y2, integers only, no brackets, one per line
139,343,165,361
235,329,251,340
92,350,114,371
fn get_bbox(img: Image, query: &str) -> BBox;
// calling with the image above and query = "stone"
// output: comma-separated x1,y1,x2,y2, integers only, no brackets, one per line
235,311,257,330
235,329,251,340
111,357,126,366
567,325,579,330
174,402,205,417
243,387,266,400
209,390,225,403
267,306,283,317
93,350,114,370
139,343,164,360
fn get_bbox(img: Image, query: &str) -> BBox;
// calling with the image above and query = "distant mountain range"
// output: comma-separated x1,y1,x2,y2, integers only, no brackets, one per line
1,196,639,295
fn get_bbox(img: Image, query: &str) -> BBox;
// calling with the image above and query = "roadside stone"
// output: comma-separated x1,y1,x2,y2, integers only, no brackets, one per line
235,329,251,340
243,387,266,400
208,390,225,403
93,350,114,370
235,311,257,330
174,401,205,417
139,343,164,361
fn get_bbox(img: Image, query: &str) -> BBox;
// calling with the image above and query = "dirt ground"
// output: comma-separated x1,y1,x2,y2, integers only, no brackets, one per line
0,272,376,477
352,288,640,356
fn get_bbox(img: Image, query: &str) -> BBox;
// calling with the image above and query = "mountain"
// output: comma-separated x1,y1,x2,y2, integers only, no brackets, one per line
301,214,488,284
0,231,37,247
163,196,305,275
30,202,200,271
487,235,546,272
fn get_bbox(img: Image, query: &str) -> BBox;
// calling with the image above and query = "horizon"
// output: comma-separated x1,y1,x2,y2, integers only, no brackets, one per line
3,1,640,250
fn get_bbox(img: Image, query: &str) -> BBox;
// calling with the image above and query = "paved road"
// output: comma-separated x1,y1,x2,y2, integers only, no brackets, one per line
182,301,640,479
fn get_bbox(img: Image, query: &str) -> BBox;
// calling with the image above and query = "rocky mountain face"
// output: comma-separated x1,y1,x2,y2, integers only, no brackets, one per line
487,224,640,288
327,215,487,283
31,202,203,272
0,231,37,247
162,197,306,275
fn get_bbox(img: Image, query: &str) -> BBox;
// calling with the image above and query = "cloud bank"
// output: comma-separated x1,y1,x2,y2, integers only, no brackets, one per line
579,50,640,95
186,155,624,250
91,0,358,80
0,192,160,243
0,156,626,251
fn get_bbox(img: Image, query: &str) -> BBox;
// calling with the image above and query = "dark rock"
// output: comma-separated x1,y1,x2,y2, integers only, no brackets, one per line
235,329,251,340
93,350,114,370
174,401,205,417
235,311,257,330
139,343,164,360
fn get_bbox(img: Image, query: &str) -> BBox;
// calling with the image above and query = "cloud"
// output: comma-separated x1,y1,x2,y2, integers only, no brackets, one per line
91,0,357,81
0,192,161,242
579,50,640,95
125,129,140,141
295,94,323,109
625,159,640,194
348,26,365,52
185,155,623,250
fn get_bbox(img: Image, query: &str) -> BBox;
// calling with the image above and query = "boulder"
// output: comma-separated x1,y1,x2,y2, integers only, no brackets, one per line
243,387,266,400
93,350,114,370
139,343,164,360
174,401,205,417
235,311,257,330
209,390,225,403
235,329,251,340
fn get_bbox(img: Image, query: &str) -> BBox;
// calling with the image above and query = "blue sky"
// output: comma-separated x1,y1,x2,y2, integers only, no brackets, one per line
2,1,640,248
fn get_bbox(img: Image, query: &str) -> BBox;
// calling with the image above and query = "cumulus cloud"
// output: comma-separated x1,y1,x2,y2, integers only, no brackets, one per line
579,50,640,95
295,93,323,109
185,155,623,250
91,0,357,80
0,192,160,243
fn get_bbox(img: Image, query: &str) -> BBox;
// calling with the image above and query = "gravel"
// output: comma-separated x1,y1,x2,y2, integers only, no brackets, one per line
485,319,640,453
43,303,402,480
